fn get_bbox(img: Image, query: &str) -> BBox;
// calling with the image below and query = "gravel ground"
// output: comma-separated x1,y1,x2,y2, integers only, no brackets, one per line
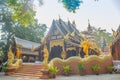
0,74,120,80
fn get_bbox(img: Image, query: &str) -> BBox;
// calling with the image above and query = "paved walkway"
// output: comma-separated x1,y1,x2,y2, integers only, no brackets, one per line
0,74,120,80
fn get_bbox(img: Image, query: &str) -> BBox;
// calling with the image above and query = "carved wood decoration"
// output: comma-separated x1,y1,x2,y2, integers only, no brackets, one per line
50,39,64,52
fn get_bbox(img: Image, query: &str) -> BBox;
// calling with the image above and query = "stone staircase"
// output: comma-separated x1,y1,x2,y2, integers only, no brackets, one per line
10,63,45,78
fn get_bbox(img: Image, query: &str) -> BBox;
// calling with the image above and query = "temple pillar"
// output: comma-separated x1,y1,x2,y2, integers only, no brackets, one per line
118,44,120,60
28,56,30,62
115,44,118,60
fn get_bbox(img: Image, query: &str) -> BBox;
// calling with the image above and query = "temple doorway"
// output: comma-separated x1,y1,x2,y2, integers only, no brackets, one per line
67,50,77,58
49,45,62,60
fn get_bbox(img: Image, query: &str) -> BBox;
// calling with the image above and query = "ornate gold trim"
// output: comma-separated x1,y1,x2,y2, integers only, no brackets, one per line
66,47,76,51
50,39,64,51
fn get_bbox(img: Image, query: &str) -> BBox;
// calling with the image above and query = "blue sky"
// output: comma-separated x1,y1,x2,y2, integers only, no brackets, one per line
35,0,120,33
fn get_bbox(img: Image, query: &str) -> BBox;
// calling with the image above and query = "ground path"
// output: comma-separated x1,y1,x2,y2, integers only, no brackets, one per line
0,74,120,80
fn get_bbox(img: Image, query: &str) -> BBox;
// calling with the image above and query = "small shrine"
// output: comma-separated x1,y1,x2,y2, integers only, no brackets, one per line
12,37,40,62
81,20,100,56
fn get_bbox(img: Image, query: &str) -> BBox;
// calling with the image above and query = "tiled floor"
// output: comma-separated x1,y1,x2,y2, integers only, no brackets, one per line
0,74,120,80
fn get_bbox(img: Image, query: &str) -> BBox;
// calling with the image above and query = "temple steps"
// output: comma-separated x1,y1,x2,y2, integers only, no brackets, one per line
9,63,44,78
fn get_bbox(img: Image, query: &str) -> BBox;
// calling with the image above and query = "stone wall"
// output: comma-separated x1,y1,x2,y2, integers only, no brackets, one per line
49,55,113,75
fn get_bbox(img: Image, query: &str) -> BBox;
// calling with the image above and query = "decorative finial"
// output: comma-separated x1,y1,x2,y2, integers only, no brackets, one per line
88,19,90,26
72,20,76,27
31,45,34,51
112,28,117,37
68,18,70,24
59,15,61,19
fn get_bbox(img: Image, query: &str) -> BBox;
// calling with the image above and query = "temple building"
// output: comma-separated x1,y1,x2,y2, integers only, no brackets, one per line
112,25,120,60
81,20,95,43
37,18,101,60
12,37,40,62
38,18,84,60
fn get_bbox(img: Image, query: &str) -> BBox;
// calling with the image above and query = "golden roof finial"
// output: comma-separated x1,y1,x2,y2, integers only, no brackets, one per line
88,19,90,27
72,20,76,27
112,29,117,37
59,15,61,20
41,37,46,44
31,45,34,51
64,33,70,40
71,31,75,36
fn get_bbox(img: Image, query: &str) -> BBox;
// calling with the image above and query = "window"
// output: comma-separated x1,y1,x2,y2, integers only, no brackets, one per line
57,35,62,39
51,36,56,40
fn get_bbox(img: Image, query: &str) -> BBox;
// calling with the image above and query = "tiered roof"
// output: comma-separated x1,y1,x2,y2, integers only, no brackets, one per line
14,37,40,56
113,25,120,44
15,37,40,49
46,18,83,47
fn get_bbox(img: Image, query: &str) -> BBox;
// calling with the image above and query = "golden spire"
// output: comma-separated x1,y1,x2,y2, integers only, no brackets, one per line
41,37,46,44
59,15,61,20
112,29,117,37
88,19,91,28
72,20,76,27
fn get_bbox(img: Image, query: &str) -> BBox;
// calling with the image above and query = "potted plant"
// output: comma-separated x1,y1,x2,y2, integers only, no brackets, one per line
91,64,100,75
49,66,59,78
63,65,71,76
77,63,84,75
107,65,114,74
0,63,7,75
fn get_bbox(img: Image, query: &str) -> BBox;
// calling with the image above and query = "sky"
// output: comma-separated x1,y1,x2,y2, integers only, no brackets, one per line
34,0,120,33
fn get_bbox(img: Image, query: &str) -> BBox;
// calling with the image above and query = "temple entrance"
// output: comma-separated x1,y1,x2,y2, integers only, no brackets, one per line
49,45,62,60
22,55,37,62
67,50,77,58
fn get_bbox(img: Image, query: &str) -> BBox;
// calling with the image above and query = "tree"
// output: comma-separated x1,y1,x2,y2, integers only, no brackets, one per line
13,20,47,43
0,0,43,26
0,9,47,44
93,27,114,51
59,0,83,13
0,4,47,62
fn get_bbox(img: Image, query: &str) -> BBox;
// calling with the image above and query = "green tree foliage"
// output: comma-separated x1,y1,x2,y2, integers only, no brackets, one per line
93,27,114,50
0,7,15,62
0,49,4,64
13,20,47,43
59,0,83,13
0,9,47,44
0,2,47,62
0,0,43,26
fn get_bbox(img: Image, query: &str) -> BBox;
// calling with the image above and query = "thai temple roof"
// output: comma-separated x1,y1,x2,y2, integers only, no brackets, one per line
15,37,40,49
117,25,120,32
46,18,80,37
44,18,83,47
112,25,120,44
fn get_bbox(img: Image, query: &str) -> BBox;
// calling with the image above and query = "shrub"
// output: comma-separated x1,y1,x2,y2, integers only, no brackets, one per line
77,64,84,71
1,63,7,72
107,65,114,73
49,66,59,74
77,63,85,75
0,50,4,62
49,66,59,78
91,64,100,72
63,65,71,76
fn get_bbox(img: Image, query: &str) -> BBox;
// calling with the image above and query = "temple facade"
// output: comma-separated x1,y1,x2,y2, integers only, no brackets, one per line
39,18,84,60
37,18,101,61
